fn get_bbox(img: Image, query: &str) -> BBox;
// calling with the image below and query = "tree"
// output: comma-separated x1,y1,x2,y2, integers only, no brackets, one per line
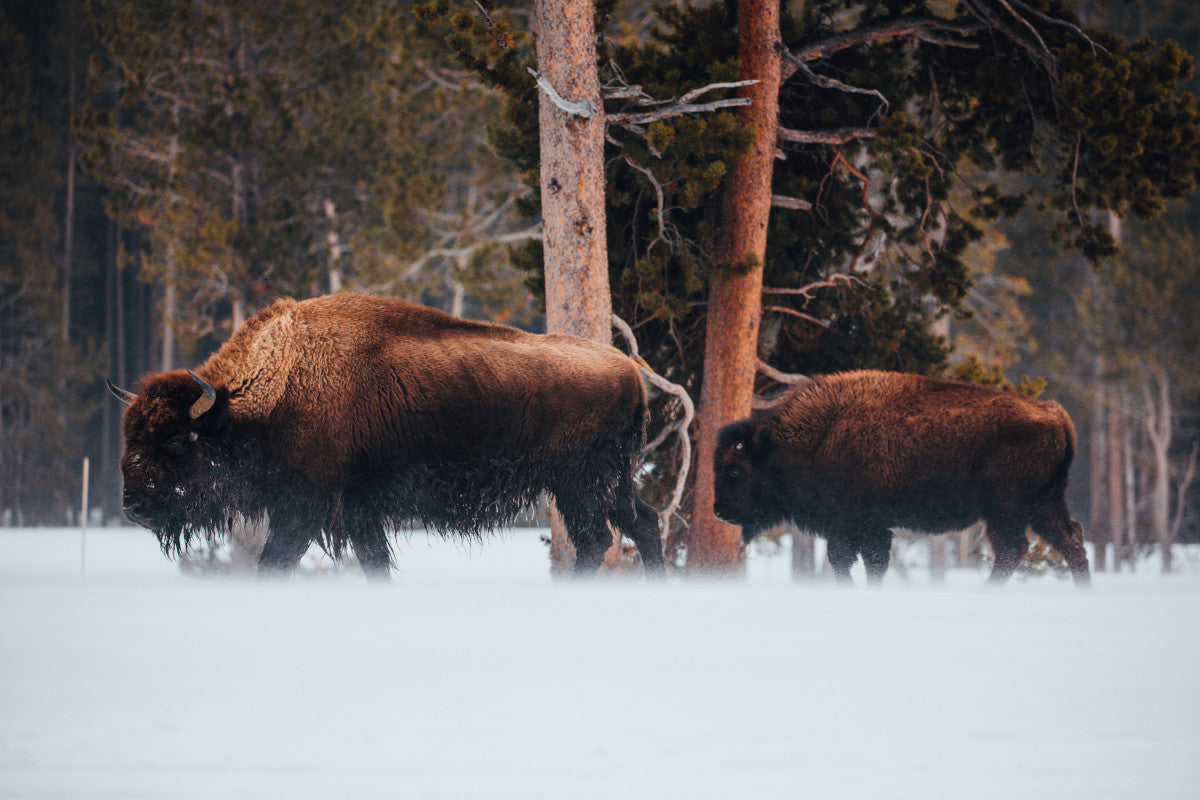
687,0,780,574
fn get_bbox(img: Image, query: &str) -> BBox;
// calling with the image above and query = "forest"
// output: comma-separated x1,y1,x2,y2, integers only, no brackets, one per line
3,0,1200,577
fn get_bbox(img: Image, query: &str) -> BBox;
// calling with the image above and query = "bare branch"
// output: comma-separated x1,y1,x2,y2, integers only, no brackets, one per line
608,97,753,126
757,359,813,386
762,274,861,299
612,313,694,546
778,127,878,145
771,194,813,211
527,68,597,118
783,54,889,116
779,17,983,81
763,304,831,328
623,157,680,250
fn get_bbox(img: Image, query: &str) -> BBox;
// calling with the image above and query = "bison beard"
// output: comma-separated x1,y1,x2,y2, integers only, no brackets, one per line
109,293,663,577
713,371,1091,587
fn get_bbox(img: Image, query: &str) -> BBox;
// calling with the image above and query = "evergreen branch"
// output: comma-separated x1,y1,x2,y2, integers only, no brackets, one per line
527,68,597,118
778,126,878,145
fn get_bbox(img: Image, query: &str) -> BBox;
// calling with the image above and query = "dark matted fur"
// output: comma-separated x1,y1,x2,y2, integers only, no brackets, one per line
115,293,662,577
713,370,1091,587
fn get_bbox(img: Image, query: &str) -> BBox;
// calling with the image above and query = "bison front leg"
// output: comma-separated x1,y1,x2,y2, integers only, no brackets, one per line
859,530,893,585
825,533,859,585
258,521,315,575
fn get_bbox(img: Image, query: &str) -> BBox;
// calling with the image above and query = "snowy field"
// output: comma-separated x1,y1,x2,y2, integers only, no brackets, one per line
2,526,1199,800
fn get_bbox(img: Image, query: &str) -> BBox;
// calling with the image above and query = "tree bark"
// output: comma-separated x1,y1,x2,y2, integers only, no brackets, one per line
1107,388,1126,571
1143,370,1173,573
1089,375,1108,572
532,0,612,574
686,0,780,575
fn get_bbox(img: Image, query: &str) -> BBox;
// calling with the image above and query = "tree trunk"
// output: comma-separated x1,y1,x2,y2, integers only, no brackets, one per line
686,0,780,575
1089,376,1108,572
532,0,612,574
1107,388,1125,571
1143,370,1173,573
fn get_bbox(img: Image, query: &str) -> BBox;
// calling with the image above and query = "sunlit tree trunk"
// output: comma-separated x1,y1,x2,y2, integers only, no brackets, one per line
686,0,780,575
532,0,611,574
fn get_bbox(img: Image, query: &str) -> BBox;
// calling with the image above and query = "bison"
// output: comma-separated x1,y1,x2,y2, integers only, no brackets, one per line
108,292,663,577
713,370,1091,586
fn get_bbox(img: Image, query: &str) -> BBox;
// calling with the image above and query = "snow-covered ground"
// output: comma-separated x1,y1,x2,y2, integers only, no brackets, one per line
2,526,1198,800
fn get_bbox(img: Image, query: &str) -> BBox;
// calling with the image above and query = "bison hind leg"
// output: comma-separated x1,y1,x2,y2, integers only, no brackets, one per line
345,512,392,581
610,495,665,576
1029,500,1091,588
982,519,1030,587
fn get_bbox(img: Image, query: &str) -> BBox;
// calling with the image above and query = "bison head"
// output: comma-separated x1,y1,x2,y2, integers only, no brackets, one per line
713,419,780,543
109,369,243,555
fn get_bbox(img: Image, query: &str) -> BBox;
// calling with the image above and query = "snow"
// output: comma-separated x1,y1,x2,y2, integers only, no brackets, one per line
2,527,1199,800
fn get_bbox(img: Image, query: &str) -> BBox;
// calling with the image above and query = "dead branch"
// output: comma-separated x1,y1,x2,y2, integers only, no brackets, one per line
783,54,889,116
612,313,694,545
608,97,754,127
762,274,861,299
763,304,830,328
527,68,597,118
779,17,983,81
778,126,878,145
771,194,813,211
757,359,813,386
622,157,679,250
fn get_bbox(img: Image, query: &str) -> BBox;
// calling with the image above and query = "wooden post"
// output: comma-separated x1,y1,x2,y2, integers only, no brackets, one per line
80,457,90,577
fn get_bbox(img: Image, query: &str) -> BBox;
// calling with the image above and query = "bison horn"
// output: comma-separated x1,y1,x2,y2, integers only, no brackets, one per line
107,379,138,406
187,370,217,419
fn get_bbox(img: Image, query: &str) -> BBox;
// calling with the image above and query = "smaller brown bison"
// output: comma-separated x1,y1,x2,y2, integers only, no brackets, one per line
713,370,1091,586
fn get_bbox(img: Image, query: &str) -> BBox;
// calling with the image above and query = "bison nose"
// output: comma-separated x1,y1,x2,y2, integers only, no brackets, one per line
122,493,154,526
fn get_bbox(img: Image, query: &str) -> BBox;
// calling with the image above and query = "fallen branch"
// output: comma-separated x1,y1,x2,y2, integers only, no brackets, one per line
612,313,694,546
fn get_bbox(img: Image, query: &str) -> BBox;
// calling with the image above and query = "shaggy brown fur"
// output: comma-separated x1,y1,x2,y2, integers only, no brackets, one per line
112,293,662,577
713,370,1091,586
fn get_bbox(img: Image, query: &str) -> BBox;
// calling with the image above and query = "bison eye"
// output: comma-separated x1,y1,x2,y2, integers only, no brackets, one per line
165,436,188,453
727,466,743,478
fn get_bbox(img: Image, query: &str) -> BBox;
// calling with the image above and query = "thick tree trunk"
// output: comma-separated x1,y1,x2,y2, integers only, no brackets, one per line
534,0,609,342
686,0,780,575
532,0,612,574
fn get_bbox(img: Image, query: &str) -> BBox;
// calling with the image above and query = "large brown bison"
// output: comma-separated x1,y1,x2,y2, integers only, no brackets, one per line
108,293,663,577
713,370,1091,586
